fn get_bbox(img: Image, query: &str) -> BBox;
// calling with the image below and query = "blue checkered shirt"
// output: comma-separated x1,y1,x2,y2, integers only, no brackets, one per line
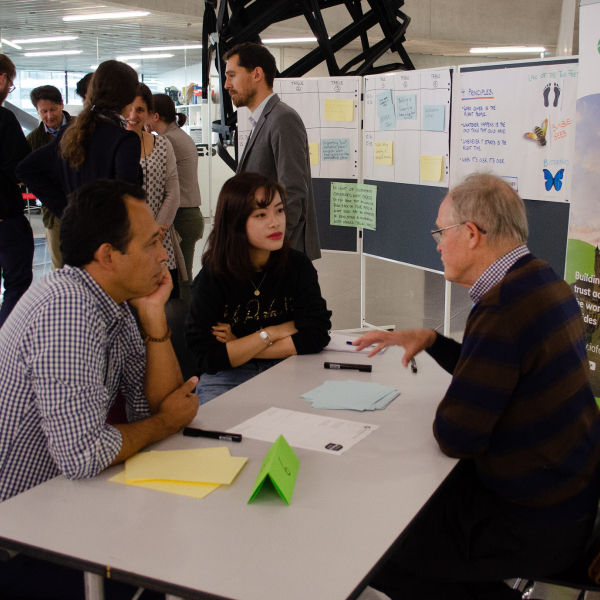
0,266,151,501
469,245,530,305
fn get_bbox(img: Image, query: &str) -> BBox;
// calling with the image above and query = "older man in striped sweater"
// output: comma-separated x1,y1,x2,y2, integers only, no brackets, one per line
356,173,600,600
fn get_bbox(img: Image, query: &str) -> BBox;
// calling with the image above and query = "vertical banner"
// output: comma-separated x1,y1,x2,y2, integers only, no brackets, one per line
565,0,600,398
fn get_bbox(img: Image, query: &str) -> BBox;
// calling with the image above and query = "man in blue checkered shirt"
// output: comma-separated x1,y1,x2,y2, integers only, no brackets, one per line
0,179,199,503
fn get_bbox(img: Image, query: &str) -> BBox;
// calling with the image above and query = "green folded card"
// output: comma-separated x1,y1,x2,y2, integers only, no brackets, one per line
248,435,299,505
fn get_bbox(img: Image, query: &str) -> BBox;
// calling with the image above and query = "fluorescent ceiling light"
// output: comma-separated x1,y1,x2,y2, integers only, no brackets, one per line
63,11,149,22
125,63,139,68
117,54,173,60
24,50,83,57
470,46,546,54
1,38,22,50
13,36,79,44
140,45,201,51
90,65,98,69
262,37,317,44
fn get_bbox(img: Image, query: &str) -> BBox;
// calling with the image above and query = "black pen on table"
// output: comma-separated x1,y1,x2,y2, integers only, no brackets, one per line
410,357,418,374
183,427,242,443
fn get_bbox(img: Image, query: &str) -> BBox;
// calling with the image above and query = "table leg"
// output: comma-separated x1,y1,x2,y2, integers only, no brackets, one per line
84,572,104,600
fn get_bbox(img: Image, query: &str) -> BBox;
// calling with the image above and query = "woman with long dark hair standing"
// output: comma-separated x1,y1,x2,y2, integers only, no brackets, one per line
17,60,141,221
184,172,331,405
146,93,203,304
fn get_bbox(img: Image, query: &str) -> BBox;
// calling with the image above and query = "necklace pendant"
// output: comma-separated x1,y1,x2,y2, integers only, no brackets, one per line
254,290,260,296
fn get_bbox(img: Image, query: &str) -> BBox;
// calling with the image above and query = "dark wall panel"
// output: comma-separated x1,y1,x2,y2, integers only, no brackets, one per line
312,178,358,253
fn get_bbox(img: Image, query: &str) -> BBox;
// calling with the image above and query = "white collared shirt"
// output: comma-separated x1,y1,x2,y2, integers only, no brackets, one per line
248,92,275,135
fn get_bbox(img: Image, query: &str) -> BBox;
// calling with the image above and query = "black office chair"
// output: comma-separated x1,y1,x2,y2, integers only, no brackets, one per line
513,531,600,599
164,298,197,381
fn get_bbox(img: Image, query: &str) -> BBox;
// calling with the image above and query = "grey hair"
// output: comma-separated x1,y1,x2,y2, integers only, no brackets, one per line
448,173,528,245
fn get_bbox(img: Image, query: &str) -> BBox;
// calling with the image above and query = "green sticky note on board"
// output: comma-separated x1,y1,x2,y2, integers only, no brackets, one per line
248,435,299,505
330,182,377,230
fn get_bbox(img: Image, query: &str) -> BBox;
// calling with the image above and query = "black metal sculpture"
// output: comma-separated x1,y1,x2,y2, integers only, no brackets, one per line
202,0,413,170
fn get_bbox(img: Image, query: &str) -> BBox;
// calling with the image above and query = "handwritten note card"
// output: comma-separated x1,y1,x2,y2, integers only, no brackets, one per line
330,182,377,230
376,90,396,131
374,141,393,165
420,155,444,182
324,98,354,122
309,143,319,165
396,94,417,120
423,105,446,132
322,138,351,161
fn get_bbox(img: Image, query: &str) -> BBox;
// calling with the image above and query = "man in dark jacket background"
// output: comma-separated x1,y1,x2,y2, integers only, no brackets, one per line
26,85,74,269
0,54,33,328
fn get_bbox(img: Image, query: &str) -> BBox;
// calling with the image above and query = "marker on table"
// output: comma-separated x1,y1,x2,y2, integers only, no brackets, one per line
410,358,418,374
346,341,375,348
183,427,242,443
324,362,372,373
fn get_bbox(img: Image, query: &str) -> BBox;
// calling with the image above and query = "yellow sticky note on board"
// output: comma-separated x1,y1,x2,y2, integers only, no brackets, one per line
125,447,247,485
374,141,393,165
309,143,319,165
419,155,444,182
324,98,354,122
109,470,220,499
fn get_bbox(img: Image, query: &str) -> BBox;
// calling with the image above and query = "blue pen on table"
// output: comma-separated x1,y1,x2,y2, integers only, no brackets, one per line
346,341,376,348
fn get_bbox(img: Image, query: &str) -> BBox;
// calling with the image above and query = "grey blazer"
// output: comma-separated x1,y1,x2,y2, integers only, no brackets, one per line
237,94,321,260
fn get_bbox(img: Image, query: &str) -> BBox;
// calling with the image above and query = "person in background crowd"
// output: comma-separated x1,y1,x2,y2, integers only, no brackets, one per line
16,60,141,221
75,72,93,102
224,42,321,260
26,85,75,269
126,84,184,299
0,179,197,599
147,93,203,304
0,54,34,329
185,172,331,405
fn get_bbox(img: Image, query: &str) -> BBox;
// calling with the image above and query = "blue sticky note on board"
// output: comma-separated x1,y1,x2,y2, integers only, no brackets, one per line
423,105,446,132
376,90,396,131
396,94,417,120
322,138,350,161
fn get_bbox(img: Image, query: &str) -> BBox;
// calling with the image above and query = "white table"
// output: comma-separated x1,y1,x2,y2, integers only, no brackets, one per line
0,348,455,600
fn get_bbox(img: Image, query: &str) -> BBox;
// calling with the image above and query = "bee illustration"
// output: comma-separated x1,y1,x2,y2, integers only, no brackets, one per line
524,119,548,146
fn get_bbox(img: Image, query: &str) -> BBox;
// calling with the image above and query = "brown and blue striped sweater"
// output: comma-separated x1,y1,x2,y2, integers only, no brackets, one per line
427,255,600,523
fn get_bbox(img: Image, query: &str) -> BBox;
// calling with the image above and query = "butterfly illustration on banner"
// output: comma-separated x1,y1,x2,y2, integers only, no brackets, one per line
525,119,548,147
543,168,564,192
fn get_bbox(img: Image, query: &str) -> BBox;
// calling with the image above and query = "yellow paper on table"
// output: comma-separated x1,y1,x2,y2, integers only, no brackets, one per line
324,98,354,122
309,143,319,165
374,141,393,165
109,470,220,499
420,155,444,182
125,447,248,485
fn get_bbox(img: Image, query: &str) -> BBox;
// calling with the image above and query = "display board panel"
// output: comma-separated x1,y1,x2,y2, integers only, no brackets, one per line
363,68,452,187
453,58,579,203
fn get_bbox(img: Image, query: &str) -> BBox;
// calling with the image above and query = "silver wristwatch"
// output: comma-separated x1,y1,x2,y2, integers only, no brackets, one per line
259,330,274,346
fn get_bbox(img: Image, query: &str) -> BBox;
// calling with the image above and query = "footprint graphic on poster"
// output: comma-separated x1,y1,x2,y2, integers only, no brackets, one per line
543,83,561,107
543,84,552,107
553,83,561,107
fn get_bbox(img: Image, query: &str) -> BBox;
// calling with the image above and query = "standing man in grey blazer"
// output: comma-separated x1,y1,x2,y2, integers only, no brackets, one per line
224,43,321,260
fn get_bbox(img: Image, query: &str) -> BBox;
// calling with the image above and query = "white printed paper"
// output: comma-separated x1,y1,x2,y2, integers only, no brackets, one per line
227,407,378,455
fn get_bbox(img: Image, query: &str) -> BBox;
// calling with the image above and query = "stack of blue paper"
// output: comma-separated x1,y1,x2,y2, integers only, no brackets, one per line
302,380,399,411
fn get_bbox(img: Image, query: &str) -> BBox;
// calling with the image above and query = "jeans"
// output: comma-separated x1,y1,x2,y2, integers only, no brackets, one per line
196,359,282,405
173,207,204,305
0,215,34,329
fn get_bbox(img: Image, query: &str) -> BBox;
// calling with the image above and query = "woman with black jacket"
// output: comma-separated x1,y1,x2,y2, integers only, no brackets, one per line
16,60,142,220
185,172,331,405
